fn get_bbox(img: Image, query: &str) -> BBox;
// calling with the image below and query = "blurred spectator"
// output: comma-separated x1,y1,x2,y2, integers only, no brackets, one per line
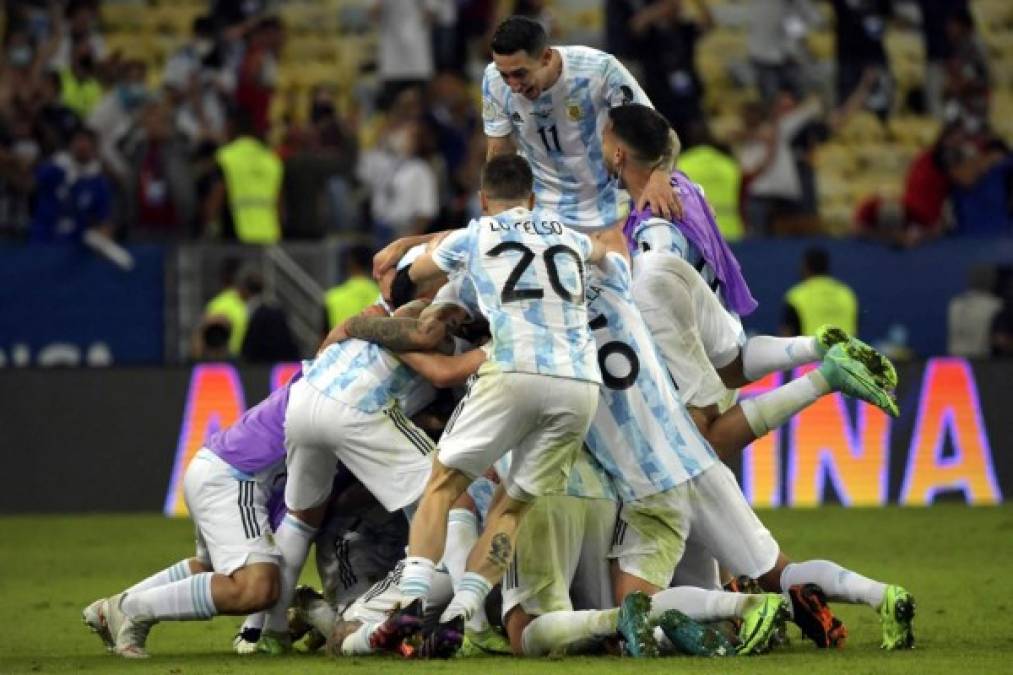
512,0,557,37
204,257,248,356
854,123,962,246
430,0,460,74
941,7,990,131
280,86,358,239
33,71,81,155
49,0,106,70
192,316,234,361
424,73,480,226
163,16,218,92
204,109,283,244
747,0,819,103
358,117,439,244
234,15,283,138
240,271,301,363
324,245,380,332
948,265,1001,357
373,0,437,109
677,120,744,242
829,0,893,121
28,125,112,243
628,0,713,137
915,0,969,118
950,137,1013,237
58,37,103,118
120,100,196,240
88,59,149,181
782,246,858,337
740,72,876,235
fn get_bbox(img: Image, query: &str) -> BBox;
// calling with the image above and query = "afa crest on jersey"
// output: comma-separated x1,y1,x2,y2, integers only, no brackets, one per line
565,99,583,121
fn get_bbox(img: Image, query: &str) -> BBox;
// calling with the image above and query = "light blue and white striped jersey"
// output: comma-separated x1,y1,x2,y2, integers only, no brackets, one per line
302,340,436,416
584,253,717,500
431,273,480,319
632,216,746,332
432,207,601,384
491,448,617,501
482,46,652,232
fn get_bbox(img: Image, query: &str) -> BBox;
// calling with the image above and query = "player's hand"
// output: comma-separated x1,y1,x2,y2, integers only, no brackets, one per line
372,240,410,280
639,169,683,220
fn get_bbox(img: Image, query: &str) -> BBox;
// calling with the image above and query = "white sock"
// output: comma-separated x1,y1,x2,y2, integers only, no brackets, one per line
264,514,318,633
780,560,887,609
121,572,217,621
124,559,193,595
341,621,378,655
521,609,618,656
439,572,491,622
443,509,479,588
398,556,436,600
741,336,821,381
241,611,265,632
740,370,830,437
649,586,752,622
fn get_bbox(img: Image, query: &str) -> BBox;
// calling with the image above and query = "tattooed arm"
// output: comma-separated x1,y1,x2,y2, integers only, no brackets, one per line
343,313,448,353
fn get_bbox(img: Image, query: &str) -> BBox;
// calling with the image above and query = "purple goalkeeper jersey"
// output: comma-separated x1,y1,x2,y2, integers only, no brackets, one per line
205,374,297,476
623,170,758,316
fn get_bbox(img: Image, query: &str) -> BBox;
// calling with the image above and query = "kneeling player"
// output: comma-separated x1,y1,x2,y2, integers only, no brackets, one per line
83,382,293,658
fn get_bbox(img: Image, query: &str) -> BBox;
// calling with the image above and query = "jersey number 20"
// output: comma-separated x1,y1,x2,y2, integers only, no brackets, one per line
487,241,584,304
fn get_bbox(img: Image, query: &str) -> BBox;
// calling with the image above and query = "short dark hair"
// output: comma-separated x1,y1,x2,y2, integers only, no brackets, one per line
608,104,672,165
491,16,547,57
390,267,417,309
481,155,533,201
804,247,830,275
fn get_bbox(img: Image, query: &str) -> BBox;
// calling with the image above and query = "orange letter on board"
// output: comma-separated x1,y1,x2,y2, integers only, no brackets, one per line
787,366,890,507
163,364,246,516
900,358,1001,505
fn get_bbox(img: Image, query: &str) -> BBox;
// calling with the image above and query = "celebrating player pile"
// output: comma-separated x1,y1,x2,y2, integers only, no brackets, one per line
82,15,914,663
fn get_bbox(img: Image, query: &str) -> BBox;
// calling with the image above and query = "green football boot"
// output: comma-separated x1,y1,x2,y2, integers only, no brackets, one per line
656,609,734,657
820,344,900,417
456,626,512,657
736,595,790,655
814,324,898,391
256,629,292,656
879,585,916,650
617,591,658,657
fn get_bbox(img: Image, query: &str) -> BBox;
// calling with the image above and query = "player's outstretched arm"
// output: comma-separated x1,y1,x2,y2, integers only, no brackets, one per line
317,303,389,353
397,348,487,389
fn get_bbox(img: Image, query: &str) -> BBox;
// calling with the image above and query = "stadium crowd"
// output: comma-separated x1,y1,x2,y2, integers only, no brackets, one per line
0,0,1009,248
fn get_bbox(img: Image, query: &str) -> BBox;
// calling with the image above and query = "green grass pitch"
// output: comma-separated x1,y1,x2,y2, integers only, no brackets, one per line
3,505,1012,674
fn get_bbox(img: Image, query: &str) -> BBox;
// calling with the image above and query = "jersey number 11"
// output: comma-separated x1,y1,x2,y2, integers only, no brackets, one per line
537,124,561,153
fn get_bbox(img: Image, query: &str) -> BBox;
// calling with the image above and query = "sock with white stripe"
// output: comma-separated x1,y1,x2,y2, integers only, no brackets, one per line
741,336,821,381
121,572,217,621
649,586,754,622
521,609,619,656
123,559,193,595
740,370,830,437
780,560,887,609
439,571,492,623
241,611,266,632
341,621,379,655
398,556,436,601
263,514,318,633
443,510,491,629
